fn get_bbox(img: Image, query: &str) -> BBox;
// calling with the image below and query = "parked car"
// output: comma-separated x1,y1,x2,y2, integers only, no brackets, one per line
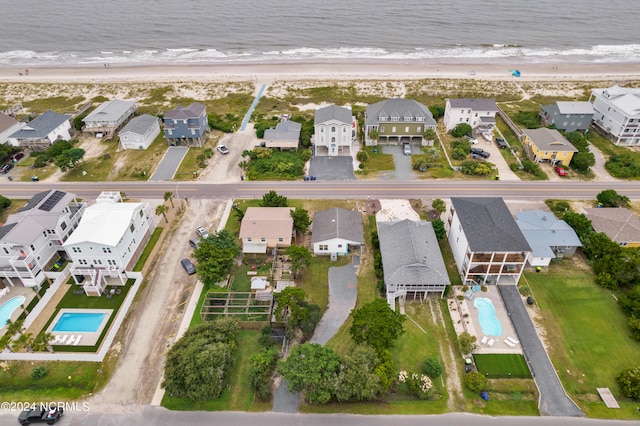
181,258,196,275
465,135,478,144
216,144,229,155
403,143,411,156
18,407,64,425
495,137,508,149
189,238,200,249
0,163,14,173
10,152,24,161
196,226,209,239
477,151,491,159
470,147,485,155
554,166,567,176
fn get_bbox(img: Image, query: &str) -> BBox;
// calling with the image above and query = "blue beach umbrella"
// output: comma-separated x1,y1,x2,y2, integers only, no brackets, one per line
509,69,521,77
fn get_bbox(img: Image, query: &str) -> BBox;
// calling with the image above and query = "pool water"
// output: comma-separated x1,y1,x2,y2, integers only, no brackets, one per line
0,296,26,328
474,297,503,337
52,312,106,332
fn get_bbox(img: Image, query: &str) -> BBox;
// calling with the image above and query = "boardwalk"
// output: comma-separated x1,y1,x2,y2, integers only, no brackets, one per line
240,84,266,132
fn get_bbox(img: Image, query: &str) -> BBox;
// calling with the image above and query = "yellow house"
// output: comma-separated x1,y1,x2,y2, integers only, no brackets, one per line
522,128,578,166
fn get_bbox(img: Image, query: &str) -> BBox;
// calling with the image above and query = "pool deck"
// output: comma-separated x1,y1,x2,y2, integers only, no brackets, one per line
46,308,113,347
449,285,522,354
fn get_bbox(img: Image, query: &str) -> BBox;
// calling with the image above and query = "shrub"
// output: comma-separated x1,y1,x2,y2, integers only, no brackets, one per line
451,148,468,161
30,366,48,380
422,358,443,379
248,348,279,401
512,110,541,128
356,150,369,163
458,332,477,354
450,123,472,138
605,153,640,178
465,371,489,393
616,366,640,400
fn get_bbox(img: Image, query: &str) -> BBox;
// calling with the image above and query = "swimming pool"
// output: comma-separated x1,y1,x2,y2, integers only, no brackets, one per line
474,297,503,337
0,296,25,328
52,312,107,332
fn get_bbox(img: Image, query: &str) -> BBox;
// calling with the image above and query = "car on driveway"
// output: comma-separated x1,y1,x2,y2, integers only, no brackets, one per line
495,137,508,149
477,151,491,159
554,166,567,176
189,238,200,249
403,143,411,155
181,258,196,275
465,135,478,144
216,144,229,155
0,163,14,173
196,226,209,239
10,152,25,162
470,147,485,155
19,407,63,425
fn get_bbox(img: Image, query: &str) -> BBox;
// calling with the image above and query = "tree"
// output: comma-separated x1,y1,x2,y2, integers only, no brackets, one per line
368,128,379,141
334,345,384,402
0,195,11,210
162,319,238,401
278,343,342,404
570,151,595,173
426,147,440,161
349,299,406,353
450,123,472,138
597,189,630,208
465,371,489,393
285,245,312,277
432,219,446,240
164,191,174,208
31,331,54,352
458,332,477,354
155,204,169,223
562,212,593,240
55,148,85,171
431,198,446,219
290,207,311,235
238,160,249,173
422,357,443,379
274,287,309,326
260,190,288,207
194,229,240,286
231,204,245,221
248,348,279,401
616,366,640,400
423,128,437,142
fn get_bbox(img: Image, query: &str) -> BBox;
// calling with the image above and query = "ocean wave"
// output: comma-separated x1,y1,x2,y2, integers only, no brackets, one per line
1,44,640,66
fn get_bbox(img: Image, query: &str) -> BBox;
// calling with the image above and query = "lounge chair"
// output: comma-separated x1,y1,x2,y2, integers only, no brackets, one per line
507,336,519,344
504,339,516,348
52,335,67,344
73,335,83,346
488,339,495,346
115,288,122,295
66,335,78,345
106,293,113,300
481,336,488,344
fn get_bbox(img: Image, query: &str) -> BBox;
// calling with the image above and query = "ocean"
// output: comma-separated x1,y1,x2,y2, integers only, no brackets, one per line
1,0,639,67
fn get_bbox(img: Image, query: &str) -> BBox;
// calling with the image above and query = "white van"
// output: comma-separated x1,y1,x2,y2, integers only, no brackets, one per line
403,143,411,156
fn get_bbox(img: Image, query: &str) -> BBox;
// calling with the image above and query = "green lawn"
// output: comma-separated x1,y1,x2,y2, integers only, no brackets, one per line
297,255,350,316
473,354,531,379
161,330,271,411
524,259,640,418
358,146,395,177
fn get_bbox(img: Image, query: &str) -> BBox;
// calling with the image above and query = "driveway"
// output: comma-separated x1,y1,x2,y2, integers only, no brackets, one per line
378,144,416,180
498,285,583,417
308,157,355,180
480,135,520,181
148,146,189,181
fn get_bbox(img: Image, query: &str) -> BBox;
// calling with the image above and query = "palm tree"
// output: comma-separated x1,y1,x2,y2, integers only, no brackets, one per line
155,204,169,223
423,127,437,142
164,191,174,208
5,318,24,337
0,334,13,352
432,198,446,219
368,128,379,142
119,191,128,201
12,333,32,352
238,160,249,173
32,331,54,352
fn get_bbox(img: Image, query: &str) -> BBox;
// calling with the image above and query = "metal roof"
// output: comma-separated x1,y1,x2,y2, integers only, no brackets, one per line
83,100,136,123
515,210,581,258
522,128,578,152
9,110,70,139
311,208,364,244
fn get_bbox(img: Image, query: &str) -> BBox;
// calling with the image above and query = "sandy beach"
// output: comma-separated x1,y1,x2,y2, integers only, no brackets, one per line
1,60,640,84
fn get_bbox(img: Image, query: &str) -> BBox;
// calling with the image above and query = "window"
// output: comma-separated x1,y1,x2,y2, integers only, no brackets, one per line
3,248,8,255
247,237,252,242
261,237,266,242
102,247,112,253
319,244,328,250
320,128,323,132
61,222,67,230
278,237,284,242
130,224,135,233
417,126,421,132
139,210,144,218
331,126,335,132
343,127,346,132
380,126,385,132
405,126,409,132
338,244,343,248
474,113,478,117
392,126,396,133
72,247,82,253
30,244,35,251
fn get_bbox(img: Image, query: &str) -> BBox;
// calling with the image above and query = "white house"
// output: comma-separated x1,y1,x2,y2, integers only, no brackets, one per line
378,219,449,309
590,85,640,146
118,114,161,150
444,98,499,132
263,120,301,150
0,190,85,288
83,99,138,138
0,113,24,146
311,208,364,257
7,110,71,150
64,192,155,296
312,105,354,157
446,197,531,286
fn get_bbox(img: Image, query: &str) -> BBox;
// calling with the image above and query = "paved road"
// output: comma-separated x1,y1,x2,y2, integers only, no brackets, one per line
3,180,640,201
499,285,584,417
0,407,634,426
148,146,189,181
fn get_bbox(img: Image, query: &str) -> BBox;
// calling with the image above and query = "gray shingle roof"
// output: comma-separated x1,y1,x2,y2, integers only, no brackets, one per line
583,207,640,244
451,197,531,252
164,102,206,120
522,128,578,153
515,210,581,258
555,101,595,115
119,114,159,136
84,100,136,123
311,208,364,244
9,110,70,139
378,220,450,286
448,98,499,111
365,98,436,127
263,120,301,141
314,105,352,125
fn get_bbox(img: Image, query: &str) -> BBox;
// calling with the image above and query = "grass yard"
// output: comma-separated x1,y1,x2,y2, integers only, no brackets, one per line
357,146,395,177
523,258,640,418
297,255,350,316
161,329,271,411
473,354,531,379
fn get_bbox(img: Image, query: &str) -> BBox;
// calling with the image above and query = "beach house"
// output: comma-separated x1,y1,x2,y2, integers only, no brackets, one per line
446,197,531,286
263,119,301,150
590,85,640,146
364,99,437,146
163,102,209,147
7,110,71,150
582,207,640,247
522,128,578,166
239,207,294,254
0,112,24,146
311,208,364,257
118,114,161,150
312,105,355,157
0,190,85,288
378,219,449,309
64,192,155,296
540,101,594,132
82,99,138,138
443,98,499,133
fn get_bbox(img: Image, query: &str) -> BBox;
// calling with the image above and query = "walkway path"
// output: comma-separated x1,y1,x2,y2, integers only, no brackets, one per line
240,84,266,132
498,285,583,417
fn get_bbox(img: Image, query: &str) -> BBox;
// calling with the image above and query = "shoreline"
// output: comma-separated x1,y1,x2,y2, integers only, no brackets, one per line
2,60,640,84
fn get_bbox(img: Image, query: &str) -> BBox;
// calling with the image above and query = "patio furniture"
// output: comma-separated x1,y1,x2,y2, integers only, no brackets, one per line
74,335,83,346
464,290,474,299
507,336,519,344
488,339,495,346
115,288,122,295
106,293,113,300
52,335,67,344
504,339,516,348
73,289,85,295
481,336,488,344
